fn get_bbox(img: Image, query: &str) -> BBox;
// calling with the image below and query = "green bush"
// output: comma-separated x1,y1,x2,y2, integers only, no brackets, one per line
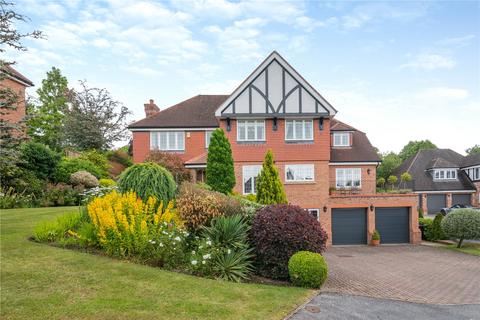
288,251,328,288
55,157,104,183
34,212,83,242
256,150,287,204
0,187,34,209
99,178,116,187
70,170,99,188
419,217,433,240
79,150,110,177
106,149,133,168
441,209,480,248
20,141,61,181
39,183,84,207
206,128,235,194
429,213,447,241
117,162,176,204
372,229,380,241
76,221,98,247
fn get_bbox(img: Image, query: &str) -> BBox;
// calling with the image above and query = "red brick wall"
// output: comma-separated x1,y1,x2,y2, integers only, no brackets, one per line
0,78,27,130
329,165,377,194
219,118,331,162
132,130,210,163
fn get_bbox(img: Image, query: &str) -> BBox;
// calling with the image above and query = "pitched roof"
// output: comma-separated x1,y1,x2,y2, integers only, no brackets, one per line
129,95,228,129
1,64,34,86
461,153,480,168
185,153,208,166
394,149,475,191
329,119,380,162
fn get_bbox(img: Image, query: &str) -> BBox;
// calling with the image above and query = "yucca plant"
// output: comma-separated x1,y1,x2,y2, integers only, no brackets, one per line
202,215,250,249
213,248,254,282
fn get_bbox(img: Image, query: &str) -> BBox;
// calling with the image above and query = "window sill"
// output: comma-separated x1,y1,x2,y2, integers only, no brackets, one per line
151,150,185,153
332,146,352,148
285,181,316,185
285,140,314,144
237,141,266,145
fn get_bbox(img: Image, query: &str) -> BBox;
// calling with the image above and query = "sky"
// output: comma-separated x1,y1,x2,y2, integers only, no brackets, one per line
8,0,480,154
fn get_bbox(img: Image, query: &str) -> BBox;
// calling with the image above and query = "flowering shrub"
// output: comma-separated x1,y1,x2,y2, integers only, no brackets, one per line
87,190,183,258
70,170,100,188
250,204,328,280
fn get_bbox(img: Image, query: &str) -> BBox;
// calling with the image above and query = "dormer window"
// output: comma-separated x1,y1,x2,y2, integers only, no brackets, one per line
433,169,457,180
333,132,350,147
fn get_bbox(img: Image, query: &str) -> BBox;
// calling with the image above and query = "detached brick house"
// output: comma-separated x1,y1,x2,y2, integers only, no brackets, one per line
130,51,420,246
0,65,34,130
395,149,480,214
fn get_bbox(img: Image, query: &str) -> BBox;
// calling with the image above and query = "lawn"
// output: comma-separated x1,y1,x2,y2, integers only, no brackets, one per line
1,207,312,320
444,242,480,256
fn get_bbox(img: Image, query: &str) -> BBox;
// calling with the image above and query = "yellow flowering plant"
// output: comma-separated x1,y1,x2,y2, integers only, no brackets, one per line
87,190,186,262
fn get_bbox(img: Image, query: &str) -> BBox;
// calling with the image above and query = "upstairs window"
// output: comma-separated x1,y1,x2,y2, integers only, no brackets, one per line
333,132,350,147
237,120,265,142
150,131,185,151
243,165,262,194
336,168,361,188
285,164,315,182
205,130,214,148
433,169,457,180
285,119,313,141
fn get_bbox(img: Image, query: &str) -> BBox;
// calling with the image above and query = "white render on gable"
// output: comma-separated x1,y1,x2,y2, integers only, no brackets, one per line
215,51,337,118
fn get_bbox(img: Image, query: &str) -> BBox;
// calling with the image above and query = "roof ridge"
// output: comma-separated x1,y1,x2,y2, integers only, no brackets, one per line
405,150,422,173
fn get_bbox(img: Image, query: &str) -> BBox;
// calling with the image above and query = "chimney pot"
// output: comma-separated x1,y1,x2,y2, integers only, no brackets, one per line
144,99,160,117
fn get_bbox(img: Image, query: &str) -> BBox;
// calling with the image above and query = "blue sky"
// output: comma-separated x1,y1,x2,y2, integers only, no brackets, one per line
10,0,480,154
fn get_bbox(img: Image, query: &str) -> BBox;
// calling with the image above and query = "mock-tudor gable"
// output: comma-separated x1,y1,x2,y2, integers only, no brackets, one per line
215,51,336,118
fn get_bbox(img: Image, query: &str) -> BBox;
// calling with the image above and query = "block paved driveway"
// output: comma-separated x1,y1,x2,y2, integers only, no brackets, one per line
320,245,480,305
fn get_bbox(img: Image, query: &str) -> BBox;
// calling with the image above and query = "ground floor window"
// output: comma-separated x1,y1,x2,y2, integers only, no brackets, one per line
242,165,262,194
308,208,320,221
285,164,314,182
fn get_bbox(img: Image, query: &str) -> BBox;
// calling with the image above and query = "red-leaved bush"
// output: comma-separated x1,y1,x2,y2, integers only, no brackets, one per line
146,151,191,184
250,204,328,280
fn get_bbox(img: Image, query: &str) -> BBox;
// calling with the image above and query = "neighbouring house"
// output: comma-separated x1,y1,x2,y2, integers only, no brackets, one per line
0,65,34,133
395,149,480,215
129,51,420,246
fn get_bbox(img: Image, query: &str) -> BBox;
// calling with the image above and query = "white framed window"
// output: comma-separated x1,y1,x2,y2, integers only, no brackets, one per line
333,132,350,147
242,165,262,194
433,169,457,180
308,209,320,221
336,168,361,188
237,120,265,142
285,164,315,182
285,119,313,141
150,131,185,151
205,130,214,148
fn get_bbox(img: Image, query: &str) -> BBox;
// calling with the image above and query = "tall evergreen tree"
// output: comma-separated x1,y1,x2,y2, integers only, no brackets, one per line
27,67,69,150
205,128,235,194
256,150,287,205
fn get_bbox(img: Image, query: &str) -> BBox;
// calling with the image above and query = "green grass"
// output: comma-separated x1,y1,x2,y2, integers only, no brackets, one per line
1,207,312,320
444,242,480,256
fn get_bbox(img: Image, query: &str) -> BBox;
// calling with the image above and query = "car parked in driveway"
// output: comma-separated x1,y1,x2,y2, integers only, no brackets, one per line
440,204,480,215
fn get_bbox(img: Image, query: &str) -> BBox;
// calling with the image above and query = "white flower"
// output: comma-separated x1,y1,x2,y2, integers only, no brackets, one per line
148,240,156,244
227,249,231,254
191,250,196,254
159,243,164,247
191,260,197,265
202,260,206,265
206,240,212,246
202,254,211,260
162,231,168,235
174,236,181,241
199,245,203,249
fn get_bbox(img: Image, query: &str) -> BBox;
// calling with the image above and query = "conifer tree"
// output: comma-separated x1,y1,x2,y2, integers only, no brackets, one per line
205,128,235,194
256,149,287,204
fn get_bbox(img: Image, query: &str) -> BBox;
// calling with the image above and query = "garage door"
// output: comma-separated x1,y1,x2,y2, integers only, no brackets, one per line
427,194,446,214
376,207,410,244
452,194,471,206
332,208,367,245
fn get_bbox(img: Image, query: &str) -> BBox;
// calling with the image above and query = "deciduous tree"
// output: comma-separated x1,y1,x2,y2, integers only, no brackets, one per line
466,145,480,155
399,140,437,161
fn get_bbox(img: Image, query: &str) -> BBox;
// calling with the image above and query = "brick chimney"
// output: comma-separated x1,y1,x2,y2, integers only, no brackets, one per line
144,99,160,117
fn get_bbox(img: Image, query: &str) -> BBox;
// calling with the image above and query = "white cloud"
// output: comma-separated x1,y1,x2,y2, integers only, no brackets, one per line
122,65,161,76
436,35,476,47
92,38,111,48
400,53,456,70
416,87,470,103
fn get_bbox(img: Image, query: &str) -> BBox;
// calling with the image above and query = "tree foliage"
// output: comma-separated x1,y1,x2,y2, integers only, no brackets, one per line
0,1,43,187
387,175,398,189
377,152,402,180
400,172,412,189
63,81,131,151
20,141,60,181
27,67,69,150
205,128,235,194
255,150,287,205
146,151,192,185
466,145,480,155
399,140,437,161
441,209,480,248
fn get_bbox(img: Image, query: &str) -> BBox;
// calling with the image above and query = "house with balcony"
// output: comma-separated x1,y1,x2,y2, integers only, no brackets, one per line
129,51,420,246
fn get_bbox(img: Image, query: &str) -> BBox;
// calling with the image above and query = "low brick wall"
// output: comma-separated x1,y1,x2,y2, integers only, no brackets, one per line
320,193,420,246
